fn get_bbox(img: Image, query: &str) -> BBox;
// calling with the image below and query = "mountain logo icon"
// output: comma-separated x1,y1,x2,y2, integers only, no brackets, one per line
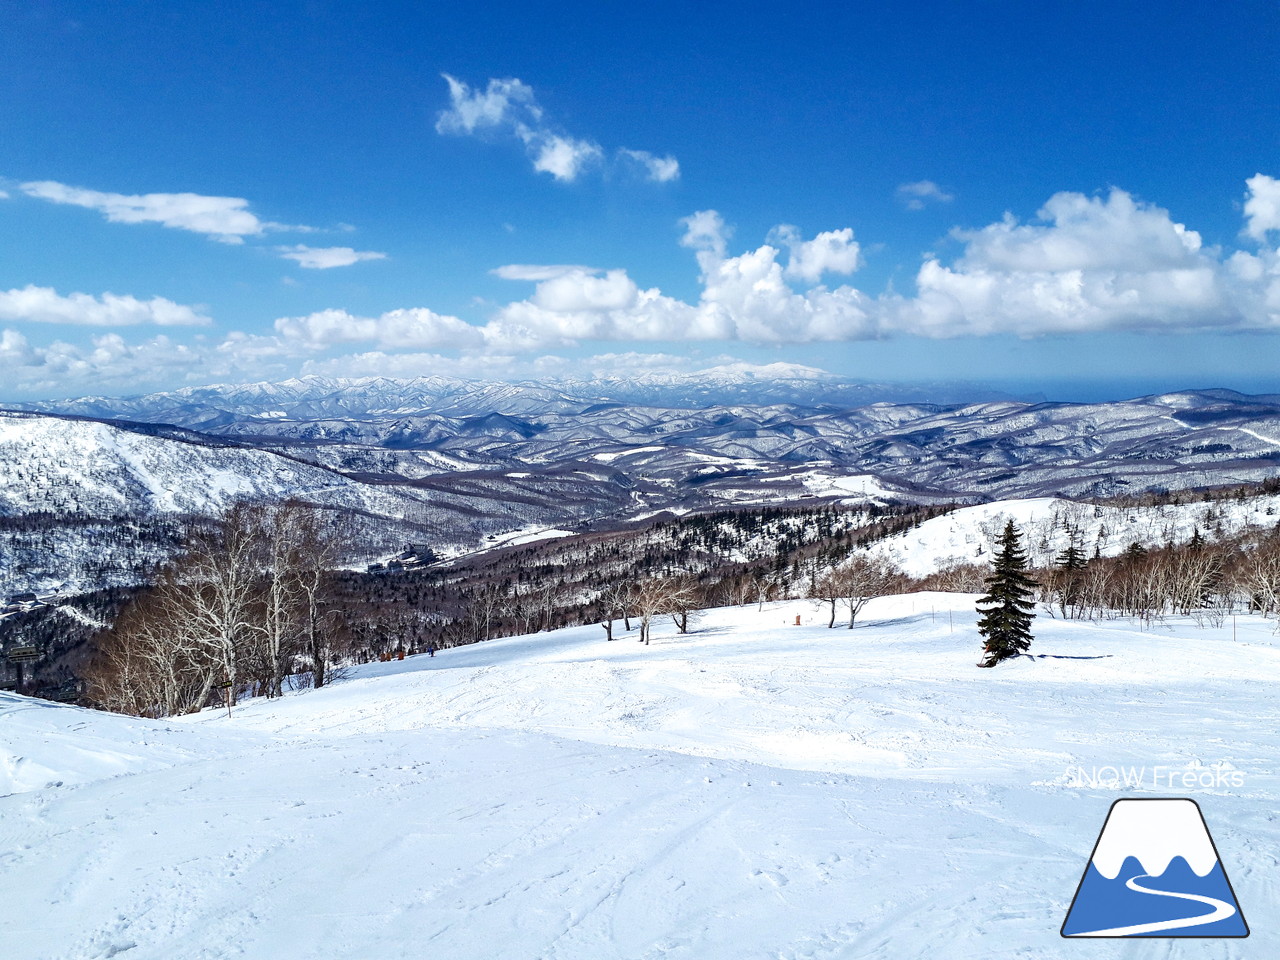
1061,798,1248,938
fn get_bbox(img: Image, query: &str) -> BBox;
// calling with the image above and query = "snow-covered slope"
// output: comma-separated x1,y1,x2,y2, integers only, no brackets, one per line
871,494,1280,575
0,410,387,517
3,595,1277,958
0,410,662,593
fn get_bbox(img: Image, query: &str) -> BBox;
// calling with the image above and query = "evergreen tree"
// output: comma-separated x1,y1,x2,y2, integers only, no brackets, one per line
976,520,1037,667
1054,538,1087,618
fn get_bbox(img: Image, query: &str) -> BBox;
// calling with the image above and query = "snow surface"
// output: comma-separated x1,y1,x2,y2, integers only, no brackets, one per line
871,495,1280,576
3,594,1279,958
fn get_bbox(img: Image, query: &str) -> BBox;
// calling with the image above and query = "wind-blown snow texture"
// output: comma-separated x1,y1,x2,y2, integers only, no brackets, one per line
3,594,1276,958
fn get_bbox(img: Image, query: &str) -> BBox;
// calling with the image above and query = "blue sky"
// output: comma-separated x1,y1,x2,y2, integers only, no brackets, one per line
1,1,1279,402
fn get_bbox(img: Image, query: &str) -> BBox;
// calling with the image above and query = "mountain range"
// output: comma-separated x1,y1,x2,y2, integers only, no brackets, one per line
3,367,1280,592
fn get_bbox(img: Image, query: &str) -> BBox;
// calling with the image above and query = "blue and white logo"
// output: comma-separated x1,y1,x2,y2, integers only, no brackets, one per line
1061,798,1248,938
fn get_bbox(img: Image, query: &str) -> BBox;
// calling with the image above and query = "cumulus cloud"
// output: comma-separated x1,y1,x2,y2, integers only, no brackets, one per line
619,149,680,183
485,215,873,348
436,75,541,135
894,189,1235,337
0,328,226,394
680,209,731,261
436,74,677,184
525,133,603,182
274,307,485,351
897,180,954,210
0,285,210,326
1244,173,1280,241
484,185,1280,347
277,245,387,269
21,180,269,243
14,178,1280,398
772,225,862,282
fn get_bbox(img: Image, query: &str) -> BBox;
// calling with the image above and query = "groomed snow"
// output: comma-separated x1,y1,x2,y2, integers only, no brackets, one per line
3,594,1278,958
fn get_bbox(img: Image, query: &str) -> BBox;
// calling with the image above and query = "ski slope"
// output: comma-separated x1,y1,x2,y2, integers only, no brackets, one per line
3,594,1278,959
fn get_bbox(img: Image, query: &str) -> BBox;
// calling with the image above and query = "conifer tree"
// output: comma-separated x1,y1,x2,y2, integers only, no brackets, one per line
1054,538,1087,618
976,519,1037,667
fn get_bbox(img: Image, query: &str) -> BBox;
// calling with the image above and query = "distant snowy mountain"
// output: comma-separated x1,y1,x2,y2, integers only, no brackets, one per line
13,365,1025,425
4,371,1280,594
15,373,1280,507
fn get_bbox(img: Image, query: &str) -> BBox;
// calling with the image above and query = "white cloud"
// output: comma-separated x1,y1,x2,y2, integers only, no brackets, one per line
0,190,9,200
491,264,598,281
435,75,541,135
274,307,485,351
484,186,1280,347
277,245,388,269
525,132,603,182
436,74,677,185
894,189,1235,337
21,180,267,243
530,269,639,312
0,328,225,394
13,178,1280,398
485,218,873,348
1244,173,1280,241
619,149,680,183
955,189,1204,273
0,285,210,326
680,209,731,261
772,226,862,282
897,180,954,210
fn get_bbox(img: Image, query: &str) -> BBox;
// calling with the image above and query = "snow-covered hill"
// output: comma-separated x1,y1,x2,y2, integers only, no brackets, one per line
0,411,652,594
870,494,1280,576
3,595,1277,958
0,410,397,517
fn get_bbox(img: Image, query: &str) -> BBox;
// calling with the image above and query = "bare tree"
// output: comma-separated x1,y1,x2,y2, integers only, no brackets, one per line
250,503,306,698
597,582,633,640
811,555,900,628
810,570,842,628
835,555,900,628
1233,532,1280,620
664,575,701,634
175,505,265,707
634,577,680,645
87,500,348,715
292,506,346,688
466,582,506,642
84,569,216,716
